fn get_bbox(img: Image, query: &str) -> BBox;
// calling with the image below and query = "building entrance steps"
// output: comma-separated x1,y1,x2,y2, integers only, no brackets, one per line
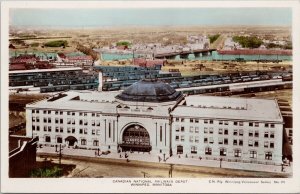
37,146,292,175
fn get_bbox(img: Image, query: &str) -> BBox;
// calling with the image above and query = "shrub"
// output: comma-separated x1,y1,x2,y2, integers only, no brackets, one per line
44,40,68,47
30,166,62,178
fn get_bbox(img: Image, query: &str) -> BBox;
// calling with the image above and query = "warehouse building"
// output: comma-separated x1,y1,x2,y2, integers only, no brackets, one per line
25,79,284,165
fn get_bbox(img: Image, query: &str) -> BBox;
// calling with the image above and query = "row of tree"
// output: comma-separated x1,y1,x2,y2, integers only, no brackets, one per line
232,36,263,49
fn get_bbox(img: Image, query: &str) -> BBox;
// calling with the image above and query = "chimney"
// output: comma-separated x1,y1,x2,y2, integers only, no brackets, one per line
98,71,103,91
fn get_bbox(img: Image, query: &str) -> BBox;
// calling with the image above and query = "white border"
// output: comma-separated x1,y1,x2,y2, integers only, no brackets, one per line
1,1,300,193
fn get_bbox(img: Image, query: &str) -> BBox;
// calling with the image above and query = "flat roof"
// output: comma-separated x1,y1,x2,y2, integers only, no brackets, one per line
172,95,283,122
9,67,82,74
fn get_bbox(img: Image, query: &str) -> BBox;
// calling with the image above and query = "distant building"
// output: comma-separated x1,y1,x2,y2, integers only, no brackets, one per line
26,80,284,167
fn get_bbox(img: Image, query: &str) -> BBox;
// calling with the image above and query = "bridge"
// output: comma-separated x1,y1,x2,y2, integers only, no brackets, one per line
154,48,216,59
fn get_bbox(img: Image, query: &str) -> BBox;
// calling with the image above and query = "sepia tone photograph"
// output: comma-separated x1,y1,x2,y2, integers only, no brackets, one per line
1,1,299,193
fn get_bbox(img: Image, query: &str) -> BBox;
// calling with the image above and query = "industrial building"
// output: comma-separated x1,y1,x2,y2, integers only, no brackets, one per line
26,79,284,166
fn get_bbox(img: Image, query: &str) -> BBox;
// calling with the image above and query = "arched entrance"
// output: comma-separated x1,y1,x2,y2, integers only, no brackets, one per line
119,124,152,152
65,136,77,146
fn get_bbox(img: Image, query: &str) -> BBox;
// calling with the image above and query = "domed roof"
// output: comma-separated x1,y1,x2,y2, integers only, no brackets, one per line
116,79,183,102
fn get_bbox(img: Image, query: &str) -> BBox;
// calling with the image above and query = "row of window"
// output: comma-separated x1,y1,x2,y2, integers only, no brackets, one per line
176,126,275,139
179,146,273,160
32,110,101,117
32,125,100,136
43,136,99,146
32,117,101,126
176,135,275,148
174,118,276,128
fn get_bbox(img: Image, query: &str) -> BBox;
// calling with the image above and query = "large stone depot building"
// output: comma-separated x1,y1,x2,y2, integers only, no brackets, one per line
26,80,284,165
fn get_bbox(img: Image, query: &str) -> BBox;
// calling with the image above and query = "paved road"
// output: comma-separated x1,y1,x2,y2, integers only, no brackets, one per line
37,146,292,178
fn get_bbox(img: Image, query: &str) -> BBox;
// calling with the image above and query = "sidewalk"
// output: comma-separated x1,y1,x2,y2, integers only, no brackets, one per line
37,146,292,175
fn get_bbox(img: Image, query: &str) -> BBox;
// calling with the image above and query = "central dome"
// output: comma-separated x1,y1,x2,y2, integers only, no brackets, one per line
116,79,183,102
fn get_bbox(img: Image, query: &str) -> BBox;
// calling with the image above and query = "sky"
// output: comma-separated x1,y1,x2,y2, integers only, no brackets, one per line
10,8,292,27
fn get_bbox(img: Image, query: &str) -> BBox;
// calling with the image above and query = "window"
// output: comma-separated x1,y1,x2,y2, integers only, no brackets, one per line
189,136,193,143
44,126,47,132
55,127,59,133
209,137,214,144
233,129,238,136
239,129,243,136
36,117,40,122
67,111,71,115
264,141,269,148
181,126,185,132
190,118,194,123
96,120,100,126
176,135,179,141
60,111,63,115
219,121,223,125
250,150,257,158
57,137,62,143
204,137,208,143
270,124,275,128
265,152,272,160
224,121,229,125
195,136,199,143
45,136,51,142
191,146,197,154
195,127,199,133
44,118,47,123
204,120,208,124
55,118,59,124
218,137,223,145
209,127,214,134
60,119,63,124
270,132,275,138
32,110,36,114
36,126,40,131
32,117,36,122
265,123,269,128
234,149,242,157
239,122,243,126
72,119,75,125
92,113,95,117
67,127,71,133
249,130,253,137
248,140,253,147
32,125,36,131
254,122,259,127
195,119,199,123
204,127,208,134
181,118,185,122
36,110,39,114
72,128,75,133
218,128,223,135
220,148,227,156
233,139,237,145
60,127,63,133
55,111,58,115
84,119,88,126
255,131,259,137
96,130,100,135
224,138,228,145
189,126,194,133
48,110,51,114
205,147,212,155
79,120,83,125
72,112,75,116
67,118,71,124
91,120,95,126
249,122,253,127
224,129,228,135
239,140,243,146
93,140,99,146
81,139,86,145
84,128,88,135
181,135,185,142
79,129,83,134
160,126,162,142
270,142,274,148
175,118,179,122
92,129,95,135
264,132,269,138
43,110,47,114
175,126,180,132
234,121,238,126
209,120,213,124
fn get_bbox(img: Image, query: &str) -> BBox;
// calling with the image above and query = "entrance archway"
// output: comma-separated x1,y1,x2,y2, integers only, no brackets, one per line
65,136,77,146
119,124,152,152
